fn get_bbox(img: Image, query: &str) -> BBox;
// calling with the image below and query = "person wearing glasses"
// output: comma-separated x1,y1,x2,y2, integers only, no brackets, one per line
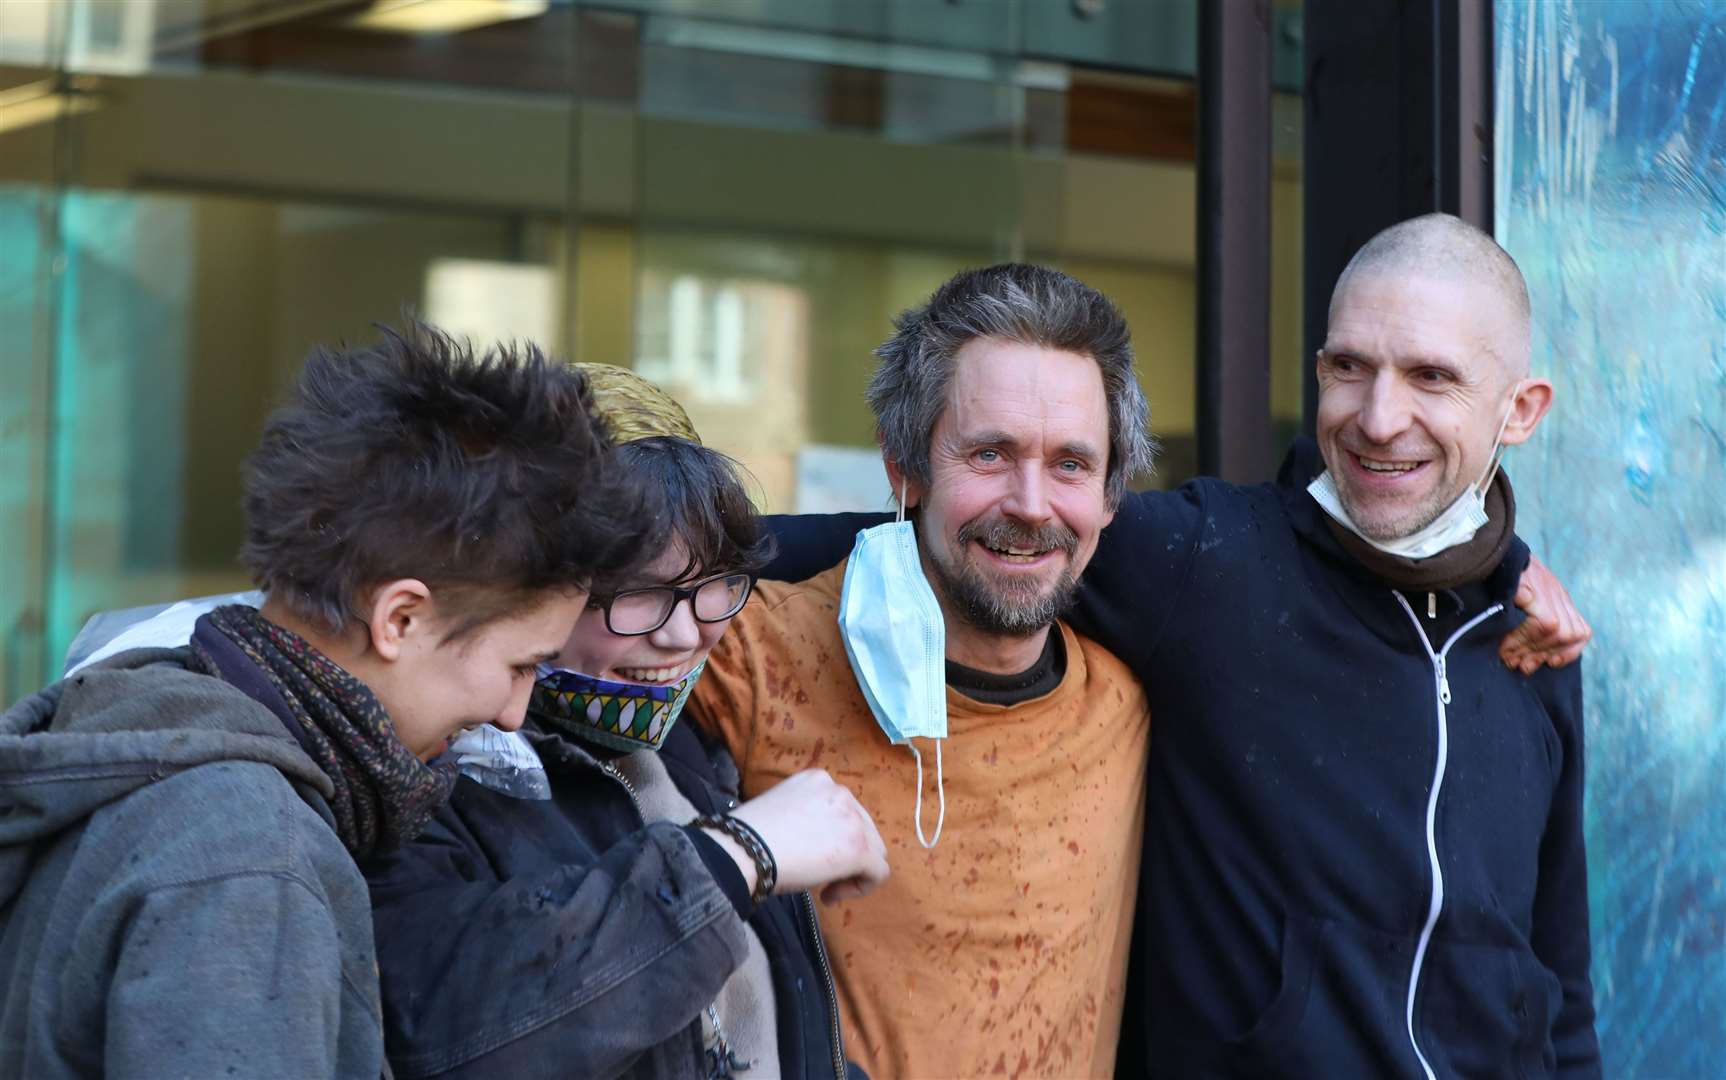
362,364,890,1080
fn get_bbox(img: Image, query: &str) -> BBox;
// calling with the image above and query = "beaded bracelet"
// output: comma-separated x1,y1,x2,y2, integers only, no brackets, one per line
691,813,778,904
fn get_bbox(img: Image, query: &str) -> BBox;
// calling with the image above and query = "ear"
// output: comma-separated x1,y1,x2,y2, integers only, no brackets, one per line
881,454,924,512
362,578,434,662
1499,378,1554,447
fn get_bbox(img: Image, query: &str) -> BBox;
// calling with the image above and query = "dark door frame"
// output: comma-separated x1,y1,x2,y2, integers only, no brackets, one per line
1195,0,1274,483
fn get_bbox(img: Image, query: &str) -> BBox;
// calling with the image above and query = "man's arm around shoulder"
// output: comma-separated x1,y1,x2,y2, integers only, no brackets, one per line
1066,481,1215,675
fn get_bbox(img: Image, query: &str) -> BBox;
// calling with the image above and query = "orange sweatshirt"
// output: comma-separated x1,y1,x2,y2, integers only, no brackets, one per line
692,562,1150,1079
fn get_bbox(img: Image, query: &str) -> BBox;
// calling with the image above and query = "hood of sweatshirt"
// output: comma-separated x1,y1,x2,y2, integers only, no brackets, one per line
0,646,333,907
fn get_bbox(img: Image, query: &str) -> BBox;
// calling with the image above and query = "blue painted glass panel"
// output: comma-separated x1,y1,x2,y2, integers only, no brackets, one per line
1497,3,1726,1073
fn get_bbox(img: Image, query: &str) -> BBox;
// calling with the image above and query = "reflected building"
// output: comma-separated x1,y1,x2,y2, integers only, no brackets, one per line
0,0,1308,697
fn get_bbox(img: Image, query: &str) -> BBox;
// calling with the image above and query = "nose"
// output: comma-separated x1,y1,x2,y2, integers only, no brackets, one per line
1356,370,1414,445
495,675,535,732
1001,460,1053,525
648,598,702,653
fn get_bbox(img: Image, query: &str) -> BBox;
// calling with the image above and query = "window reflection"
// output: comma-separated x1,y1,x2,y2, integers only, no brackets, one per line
425,258,558,349
0,0,1312,694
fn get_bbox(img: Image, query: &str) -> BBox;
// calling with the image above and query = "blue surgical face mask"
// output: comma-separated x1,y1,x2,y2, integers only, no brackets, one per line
837,481,948,848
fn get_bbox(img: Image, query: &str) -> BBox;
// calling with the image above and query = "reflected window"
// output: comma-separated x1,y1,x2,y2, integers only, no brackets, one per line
425,258,558,348
637,274,752,404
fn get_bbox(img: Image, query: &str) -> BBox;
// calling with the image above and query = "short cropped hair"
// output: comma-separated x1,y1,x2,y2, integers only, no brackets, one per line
241,323,660,639
610,437,774,585
867,264,1155,508
1335,212,1533,374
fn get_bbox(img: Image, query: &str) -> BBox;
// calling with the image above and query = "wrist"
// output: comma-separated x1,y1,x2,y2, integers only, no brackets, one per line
690,813,777,904
698,825,759,895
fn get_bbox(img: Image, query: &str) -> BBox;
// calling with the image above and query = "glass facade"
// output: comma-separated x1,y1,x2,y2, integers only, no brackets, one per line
1497,1,1726,1072
1,0,1307,700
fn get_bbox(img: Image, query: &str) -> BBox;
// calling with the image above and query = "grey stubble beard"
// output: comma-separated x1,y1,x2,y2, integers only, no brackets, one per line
923,517,1080,637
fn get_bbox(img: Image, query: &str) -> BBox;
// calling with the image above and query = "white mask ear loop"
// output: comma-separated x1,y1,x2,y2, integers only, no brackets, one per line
1475,380,1524,497
894,475,944,848
908,740,946,849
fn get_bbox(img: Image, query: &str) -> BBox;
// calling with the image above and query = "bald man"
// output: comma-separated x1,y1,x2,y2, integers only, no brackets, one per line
1064,213,1599,1076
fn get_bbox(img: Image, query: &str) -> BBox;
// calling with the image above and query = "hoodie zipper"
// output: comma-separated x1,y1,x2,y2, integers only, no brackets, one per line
1391,592,1504,1080
800,891,848,1080
599,759,641,808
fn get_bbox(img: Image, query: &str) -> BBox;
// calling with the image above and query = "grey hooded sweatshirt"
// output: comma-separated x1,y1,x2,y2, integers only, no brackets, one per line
0,647,385,1078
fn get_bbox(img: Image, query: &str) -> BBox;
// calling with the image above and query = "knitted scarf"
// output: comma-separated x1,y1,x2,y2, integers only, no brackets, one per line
190,604,454,860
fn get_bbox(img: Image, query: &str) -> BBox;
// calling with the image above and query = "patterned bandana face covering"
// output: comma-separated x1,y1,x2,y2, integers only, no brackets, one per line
531,661,706,753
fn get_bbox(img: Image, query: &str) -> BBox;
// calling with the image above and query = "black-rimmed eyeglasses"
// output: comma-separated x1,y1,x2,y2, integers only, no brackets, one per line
593,572,754,636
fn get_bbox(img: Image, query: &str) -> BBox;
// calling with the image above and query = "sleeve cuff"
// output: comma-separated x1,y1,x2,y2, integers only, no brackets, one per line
683,825,754,920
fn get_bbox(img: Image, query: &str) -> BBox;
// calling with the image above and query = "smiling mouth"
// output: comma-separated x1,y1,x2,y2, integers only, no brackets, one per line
614,663,694,685
1353,453,1427,475
976,540,1058,564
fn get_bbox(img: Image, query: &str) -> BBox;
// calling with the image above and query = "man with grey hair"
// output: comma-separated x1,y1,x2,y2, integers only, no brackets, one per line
865,262,1157,635
767,216,1598,1077
691,264,1158,1078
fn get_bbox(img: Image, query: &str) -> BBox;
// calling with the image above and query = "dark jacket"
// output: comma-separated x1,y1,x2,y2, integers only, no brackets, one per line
762,442,1599,1079
0,648,384,1078
364,718,856,1080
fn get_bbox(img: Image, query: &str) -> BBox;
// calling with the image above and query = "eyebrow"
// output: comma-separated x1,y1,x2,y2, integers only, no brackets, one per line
958,430,1101,460
1318,340,1368,361
1321,345,1465,378
957,429,1019,449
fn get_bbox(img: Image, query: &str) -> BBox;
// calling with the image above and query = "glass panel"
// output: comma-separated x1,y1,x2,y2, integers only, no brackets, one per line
0,0,1242,693
34,190,560,676
0,0,578,690
0,172,53,703
606,16,1210,507
0,0,75,700
1497,2,1726,1072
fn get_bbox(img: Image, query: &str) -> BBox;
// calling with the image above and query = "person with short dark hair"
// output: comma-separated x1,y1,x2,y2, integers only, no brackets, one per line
364,365,889,1080
0,326,658,1077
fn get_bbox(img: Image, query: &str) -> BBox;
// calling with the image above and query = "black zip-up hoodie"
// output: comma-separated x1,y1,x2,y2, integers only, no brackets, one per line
762,440,1599,1079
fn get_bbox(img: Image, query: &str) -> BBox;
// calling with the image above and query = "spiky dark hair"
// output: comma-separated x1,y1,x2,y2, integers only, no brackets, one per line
240,322,661,639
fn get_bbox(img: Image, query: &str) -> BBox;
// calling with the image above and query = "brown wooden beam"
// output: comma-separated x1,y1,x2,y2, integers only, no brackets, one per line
1196,0,1274,483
